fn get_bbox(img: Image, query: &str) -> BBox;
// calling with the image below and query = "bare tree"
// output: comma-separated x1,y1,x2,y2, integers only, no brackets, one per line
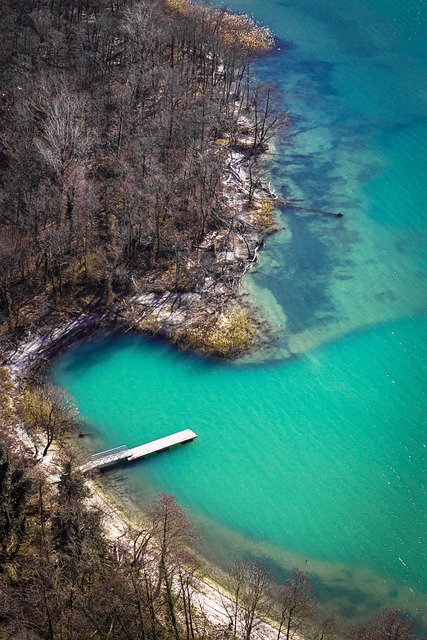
249,82,287,152
225,559,271,640
276,568,317,640
19,384,79,458
177,553,206,640
33,78,87,182
0,230,34,331
119,523,161,640
311,614,338,640
148,493,198,640
346,607,420,640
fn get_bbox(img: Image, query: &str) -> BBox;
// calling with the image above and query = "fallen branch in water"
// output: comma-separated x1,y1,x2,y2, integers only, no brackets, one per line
285,203,345,217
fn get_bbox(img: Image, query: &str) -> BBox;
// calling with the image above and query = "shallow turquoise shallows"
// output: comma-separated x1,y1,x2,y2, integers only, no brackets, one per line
52,0,427,631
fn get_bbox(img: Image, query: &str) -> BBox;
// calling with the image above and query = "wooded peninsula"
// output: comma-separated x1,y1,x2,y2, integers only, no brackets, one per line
0,0,284,360
0,0,422,638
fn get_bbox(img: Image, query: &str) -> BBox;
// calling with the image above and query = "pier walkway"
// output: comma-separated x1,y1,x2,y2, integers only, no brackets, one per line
80,429,197,474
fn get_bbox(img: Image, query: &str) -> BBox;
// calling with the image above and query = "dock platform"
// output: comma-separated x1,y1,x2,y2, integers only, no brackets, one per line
80,429,197,474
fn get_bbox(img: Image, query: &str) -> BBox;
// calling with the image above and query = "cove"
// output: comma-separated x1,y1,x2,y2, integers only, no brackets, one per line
52,0,426,630
52,319,427,626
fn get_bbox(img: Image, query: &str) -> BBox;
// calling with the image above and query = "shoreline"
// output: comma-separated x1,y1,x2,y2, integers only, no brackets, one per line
84,473,290,640
5,136,282,380
28,442,287,640
2,135,294,638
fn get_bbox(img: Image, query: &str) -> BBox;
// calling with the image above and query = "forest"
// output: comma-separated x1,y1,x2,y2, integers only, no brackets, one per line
0,0,282,357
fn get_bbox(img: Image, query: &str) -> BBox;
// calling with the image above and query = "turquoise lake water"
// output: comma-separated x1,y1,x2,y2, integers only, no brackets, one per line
52,0,427,631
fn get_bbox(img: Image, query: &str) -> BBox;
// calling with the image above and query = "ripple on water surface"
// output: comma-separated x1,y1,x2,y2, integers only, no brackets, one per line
53,318,427,627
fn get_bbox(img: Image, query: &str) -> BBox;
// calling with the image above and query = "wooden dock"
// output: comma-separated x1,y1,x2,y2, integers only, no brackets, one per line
80,429,197,474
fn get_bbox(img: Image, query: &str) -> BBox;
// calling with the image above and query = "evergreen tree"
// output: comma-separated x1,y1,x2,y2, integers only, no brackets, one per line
0,443,32,565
